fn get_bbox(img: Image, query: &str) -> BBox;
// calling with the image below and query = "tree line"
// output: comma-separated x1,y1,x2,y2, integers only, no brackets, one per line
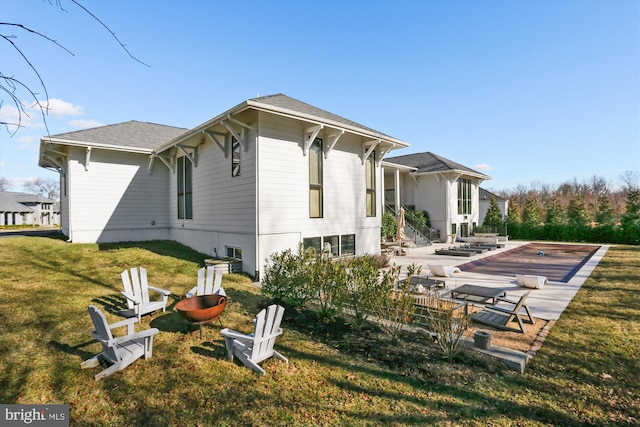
483,172,640,245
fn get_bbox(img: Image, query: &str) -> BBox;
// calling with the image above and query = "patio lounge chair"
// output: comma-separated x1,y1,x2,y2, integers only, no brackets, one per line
471,291,534,334
220,304,288,375
516,274,548,289
185,266,226,298
428,264,462,277
120,267,172,320
81,305,159,380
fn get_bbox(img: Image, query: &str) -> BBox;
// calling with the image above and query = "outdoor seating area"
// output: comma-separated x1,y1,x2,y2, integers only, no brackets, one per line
86,265,286,378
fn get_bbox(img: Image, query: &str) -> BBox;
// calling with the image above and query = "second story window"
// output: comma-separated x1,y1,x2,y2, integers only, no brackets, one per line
458,178,471,215
309,138,323,218
177,156,193,219
231,136,240,177
366,150,376,217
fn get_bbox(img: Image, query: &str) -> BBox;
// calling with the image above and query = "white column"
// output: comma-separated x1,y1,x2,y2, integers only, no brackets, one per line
394,169,401,213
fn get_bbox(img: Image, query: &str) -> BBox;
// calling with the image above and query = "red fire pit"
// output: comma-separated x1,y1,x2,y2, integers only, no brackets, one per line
176,294,226,339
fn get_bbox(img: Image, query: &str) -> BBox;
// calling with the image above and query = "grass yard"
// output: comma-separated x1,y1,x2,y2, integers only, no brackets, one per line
0,236,638,426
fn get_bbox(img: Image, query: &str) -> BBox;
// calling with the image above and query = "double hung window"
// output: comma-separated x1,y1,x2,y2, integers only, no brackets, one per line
458,178,471,215
366,150,376,217
309,138,323,218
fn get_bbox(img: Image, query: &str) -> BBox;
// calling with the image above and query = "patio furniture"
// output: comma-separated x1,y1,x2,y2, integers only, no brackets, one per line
428,264,462,277
185,266,226,298
81,305,159,380
221,304,288,375
516,274,548,289
435,247,473,257
120,267,172,320
450,284,507,305
471,291,534,334
402,276,446,293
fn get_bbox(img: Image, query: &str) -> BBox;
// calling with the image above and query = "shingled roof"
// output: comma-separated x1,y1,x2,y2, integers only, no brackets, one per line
0,192,35,213
248,94,393,139
47,121,187,151
385,151,490,179
158,93,408,152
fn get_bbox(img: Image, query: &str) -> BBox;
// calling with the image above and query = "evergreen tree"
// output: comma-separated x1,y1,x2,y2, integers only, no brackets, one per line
621,185,640,228
595,193,616,226
482,196,503,230
545,195,565,225
522,197,542,226
567,194,590,226
506,199,521,226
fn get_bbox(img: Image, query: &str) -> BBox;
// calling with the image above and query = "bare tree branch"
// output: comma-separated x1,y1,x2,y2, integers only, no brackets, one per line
71,0,150,67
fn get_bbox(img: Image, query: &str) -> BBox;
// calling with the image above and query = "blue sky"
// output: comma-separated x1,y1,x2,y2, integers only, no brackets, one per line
1,0,638,192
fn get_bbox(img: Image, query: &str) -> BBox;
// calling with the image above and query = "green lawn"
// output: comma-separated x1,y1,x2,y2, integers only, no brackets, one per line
1,237,638,426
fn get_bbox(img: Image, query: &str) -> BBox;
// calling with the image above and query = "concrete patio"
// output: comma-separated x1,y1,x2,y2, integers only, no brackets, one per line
389,240,609,321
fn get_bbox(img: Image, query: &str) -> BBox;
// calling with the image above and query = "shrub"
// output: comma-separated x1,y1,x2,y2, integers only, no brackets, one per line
308,254,347,322
373,264,419,342
381,212,396,239
261,244,315,309
420,292,470,361
343,255,384,328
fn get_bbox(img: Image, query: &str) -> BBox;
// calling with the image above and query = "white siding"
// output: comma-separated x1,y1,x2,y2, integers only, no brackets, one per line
66,147,170,243
256,112,381,277
168,114,258,275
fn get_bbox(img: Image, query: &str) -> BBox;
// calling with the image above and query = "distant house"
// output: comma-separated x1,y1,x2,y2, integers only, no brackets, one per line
479,187,508,226
39,94,410,278
382,152,491,240
0,191,59,226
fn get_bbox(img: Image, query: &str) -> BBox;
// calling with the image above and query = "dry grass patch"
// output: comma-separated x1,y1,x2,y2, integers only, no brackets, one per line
0,237,638,426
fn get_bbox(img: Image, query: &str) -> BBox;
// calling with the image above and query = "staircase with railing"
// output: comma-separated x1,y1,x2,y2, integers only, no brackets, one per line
385,205,439,246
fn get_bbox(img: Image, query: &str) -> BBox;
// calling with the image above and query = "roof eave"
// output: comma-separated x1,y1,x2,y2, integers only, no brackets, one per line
155,99,410,154
40,137,154,154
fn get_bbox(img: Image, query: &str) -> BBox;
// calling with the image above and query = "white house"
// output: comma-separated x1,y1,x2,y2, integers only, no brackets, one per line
382,152,491,241
479,187,508,227
0,191,60,226
39,94,410,278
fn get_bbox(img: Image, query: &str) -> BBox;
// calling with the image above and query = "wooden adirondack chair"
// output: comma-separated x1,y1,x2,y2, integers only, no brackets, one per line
471,291,534,333
185,266,226,298
220,304,288,375
120,267,172,320
81,305,159,380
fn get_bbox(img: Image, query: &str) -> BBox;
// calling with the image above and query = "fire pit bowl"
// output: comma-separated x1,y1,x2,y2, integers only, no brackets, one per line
176,294,226,323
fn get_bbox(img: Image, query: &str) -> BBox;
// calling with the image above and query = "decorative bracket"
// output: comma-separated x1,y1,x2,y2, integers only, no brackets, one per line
362,139,380,165
222,114,254,152
85,147,92,171
303,124,323,155
148,153,174,173
203,130,229,157
176,144,197,167
323,129,344,159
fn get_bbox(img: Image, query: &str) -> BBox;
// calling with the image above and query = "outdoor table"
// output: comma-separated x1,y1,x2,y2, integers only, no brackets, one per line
402,276,446,292
450,284,506,305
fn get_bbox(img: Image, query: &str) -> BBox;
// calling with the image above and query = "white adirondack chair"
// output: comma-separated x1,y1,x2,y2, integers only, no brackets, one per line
120,267,172,320
220,304,288,375
185,266,226,298
428,264,462,277
81,305,160,380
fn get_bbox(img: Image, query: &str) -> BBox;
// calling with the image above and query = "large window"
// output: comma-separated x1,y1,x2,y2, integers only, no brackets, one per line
303,234,356,257
177,156,193,219
309,138,323,218
366,150,376,217
457,178,471,215
231,136,240,177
